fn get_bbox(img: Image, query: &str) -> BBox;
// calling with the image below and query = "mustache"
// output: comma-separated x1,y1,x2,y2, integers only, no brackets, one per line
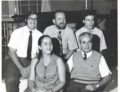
59,23,65,25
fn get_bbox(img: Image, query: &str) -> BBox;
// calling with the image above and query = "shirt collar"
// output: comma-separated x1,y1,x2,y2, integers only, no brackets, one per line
84,26,94,33
26,26,36,33
81,50,93,58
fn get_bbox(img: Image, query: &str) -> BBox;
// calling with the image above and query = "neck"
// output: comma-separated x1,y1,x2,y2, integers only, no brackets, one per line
84,26,93,31
81,50,92,54
42,53,51,58
27,26,35,31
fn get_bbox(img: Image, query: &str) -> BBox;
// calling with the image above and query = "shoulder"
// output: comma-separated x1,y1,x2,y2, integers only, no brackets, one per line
94,27,103,34
66,26,72,30
73,51,81,57
55,56,64,64
44,25,55,31
35,29,43,36
56,56,65,69
76,27,84,34
11,26,26,35
65,26,74,33
92,50,102,57
64,26,75,37
44,25,56,34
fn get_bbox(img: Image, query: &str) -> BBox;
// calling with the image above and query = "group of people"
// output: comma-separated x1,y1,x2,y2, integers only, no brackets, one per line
5,10,112,92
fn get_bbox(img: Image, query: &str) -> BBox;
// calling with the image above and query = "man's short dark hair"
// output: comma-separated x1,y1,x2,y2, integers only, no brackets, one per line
83,10,96,20
54,10,65,19
24,11,37,24
25,11,37,19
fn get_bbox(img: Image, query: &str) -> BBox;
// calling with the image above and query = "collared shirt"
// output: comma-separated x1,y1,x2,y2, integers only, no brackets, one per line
43,25,78,54
8,26,43,58
67,50,111,78
76,26,107,52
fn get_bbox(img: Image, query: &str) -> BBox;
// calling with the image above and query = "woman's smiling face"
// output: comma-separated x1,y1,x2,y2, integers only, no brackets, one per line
40,37,53,55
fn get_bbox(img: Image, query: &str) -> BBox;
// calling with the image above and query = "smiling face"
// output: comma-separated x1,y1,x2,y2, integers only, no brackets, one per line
39,37,53,55
27,14,38,30
53,12,66,29
79,34,92,53
83,15,95,30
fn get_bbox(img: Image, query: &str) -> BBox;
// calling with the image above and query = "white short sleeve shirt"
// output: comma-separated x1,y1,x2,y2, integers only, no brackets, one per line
8,26,43,58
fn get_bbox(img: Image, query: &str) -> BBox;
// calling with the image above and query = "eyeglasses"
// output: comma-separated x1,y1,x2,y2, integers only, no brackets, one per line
28,17,38,21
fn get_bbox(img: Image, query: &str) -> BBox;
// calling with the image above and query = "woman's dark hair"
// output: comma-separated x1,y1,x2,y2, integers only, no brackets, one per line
38,35,52,59
38,35,51,46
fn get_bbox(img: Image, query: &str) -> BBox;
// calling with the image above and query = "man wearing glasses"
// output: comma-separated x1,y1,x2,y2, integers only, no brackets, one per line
5,11,43,92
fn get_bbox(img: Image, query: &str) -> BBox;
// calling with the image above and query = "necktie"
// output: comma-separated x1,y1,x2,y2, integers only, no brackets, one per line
27,31,32,60
58,31,62,42
58,31,63,55
83,53,87,60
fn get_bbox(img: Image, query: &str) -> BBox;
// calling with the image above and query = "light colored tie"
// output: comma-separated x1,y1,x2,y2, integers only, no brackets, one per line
58,31,63,55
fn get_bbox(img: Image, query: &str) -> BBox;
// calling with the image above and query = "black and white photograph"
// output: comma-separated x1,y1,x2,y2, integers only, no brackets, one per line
1,0,118,92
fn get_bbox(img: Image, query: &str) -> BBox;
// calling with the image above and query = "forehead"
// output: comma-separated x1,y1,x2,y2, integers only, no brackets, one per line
42,37,52,42
55,12,65,18
85,15,94,19
28,14,37,18
80,35,91,41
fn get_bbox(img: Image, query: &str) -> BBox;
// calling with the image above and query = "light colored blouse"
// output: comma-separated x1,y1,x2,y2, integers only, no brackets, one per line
35,54,60,90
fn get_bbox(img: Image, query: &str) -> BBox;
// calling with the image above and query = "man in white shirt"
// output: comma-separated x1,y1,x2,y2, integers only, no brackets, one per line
76,11,107,52
43,10,78,61
5,11,43,92
66,32,111,92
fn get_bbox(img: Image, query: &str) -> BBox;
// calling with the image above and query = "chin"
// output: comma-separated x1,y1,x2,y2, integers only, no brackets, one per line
88,26,93,29
46,51,52,55
84,50,91,53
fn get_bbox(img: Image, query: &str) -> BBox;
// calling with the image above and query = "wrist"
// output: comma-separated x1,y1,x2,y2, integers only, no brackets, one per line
95,83,100,89
50,88,53,92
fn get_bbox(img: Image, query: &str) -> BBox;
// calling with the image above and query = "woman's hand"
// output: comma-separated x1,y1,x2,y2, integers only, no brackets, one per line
20,66,30,78
85,84,97,91
35,88,53,92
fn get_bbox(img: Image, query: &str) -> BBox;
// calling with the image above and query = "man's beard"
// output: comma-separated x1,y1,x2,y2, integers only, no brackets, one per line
56,23,66,29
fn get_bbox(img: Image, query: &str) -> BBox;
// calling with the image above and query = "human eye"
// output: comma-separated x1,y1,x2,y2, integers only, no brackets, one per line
43,42,48,46
82,41,86,44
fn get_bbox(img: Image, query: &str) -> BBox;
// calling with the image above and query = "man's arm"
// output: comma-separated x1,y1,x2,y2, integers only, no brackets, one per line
8,47,26,77
27,58,38,91
51,57,66,92
64,49,75,60
85,74,111,91
96,74,111,88
85,55,112,91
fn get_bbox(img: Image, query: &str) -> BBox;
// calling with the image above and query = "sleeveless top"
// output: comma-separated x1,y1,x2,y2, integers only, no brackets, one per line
35,54,59,89
71,51,102,84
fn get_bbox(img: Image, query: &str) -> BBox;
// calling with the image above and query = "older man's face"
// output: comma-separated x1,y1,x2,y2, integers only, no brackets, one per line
80,35,92,53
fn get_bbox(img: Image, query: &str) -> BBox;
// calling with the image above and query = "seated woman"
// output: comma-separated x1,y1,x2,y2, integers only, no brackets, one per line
25,35,66,92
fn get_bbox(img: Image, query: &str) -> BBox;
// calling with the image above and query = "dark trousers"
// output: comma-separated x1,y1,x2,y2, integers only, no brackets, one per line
4,55,30,92
66,81,104,92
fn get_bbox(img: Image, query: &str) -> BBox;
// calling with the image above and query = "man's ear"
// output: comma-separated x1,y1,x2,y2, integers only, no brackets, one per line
25,18,28,24
38,46,41,50
52,19,55,24
83,20,85,24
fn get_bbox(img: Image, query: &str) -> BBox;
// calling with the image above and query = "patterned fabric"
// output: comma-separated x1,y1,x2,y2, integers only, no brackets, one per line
71,51,101,84
44,25,78,54
35,54,59,89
